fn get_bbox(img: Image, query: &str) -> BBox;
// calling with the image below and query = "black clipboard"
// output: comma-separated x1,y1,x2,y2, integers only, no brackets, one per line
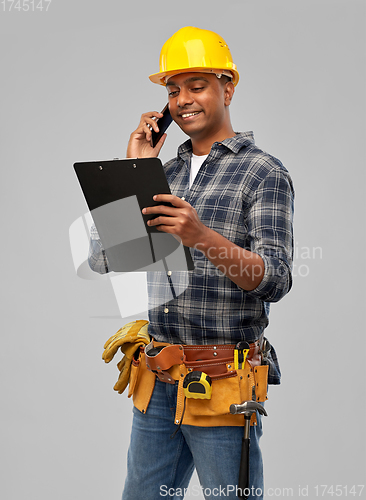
73,157,194,272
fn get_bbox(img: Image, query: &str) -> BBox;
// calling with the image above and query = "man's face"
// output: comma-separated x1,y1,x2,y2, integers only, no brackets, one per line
166,72,233,141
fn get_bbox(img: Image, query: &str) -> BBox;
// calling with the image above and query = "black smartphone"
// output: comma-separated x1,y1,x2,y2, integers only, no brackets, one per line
151,104,173,148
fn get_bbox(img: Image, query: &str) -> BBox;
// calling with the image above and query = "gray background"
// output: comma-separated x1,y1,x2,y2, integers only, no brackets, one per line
1,0,365,499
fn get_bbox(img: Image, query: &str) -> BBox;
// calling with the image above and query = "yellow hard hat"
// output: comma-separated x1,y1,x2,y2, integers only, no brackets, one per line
149,26,239,86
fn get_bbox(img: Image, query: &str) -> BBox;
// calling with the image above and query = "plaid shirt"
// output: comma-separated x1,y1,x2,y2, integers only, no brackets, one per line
89,132,294,384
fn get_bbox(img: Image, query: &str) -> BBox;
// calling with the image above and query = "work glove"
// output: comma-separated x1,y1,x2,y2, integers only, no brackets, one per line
102,320,150,394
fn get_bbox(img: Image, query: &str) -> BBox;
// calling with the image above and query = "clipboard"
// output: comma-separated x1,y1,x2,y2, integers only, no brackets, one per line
73,157,194,272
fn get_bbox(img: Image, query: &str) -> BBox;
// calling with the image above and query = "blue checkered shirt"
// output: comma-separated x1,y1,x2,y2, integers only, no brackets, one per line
89,132,294,384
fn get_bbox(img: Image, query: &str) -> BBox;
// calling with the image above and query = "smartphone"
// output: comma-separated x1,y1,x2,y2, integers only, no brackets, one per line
151,104,173,148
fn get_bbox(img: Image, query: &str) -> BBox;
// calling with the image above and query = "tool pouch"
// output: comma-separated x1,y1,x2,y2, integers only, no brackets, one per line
127,350,142,398
144,341,185,384
253,365,269,403
184,362,268,426
128,348,156,412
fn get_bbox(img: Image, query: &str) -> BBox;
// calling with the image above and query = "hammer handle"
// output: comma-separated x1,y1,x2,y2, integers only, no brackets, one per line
238,437,250,500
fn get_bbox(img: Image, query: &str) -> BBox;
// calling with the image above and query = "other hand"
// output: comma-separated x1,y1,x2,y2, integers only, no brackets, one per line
142,194,211,248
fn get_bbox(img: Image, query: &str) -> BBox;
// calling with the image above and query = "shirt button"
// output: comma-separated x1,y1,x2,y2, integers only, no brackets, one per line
181,197,185,201
164,308,169,313
167,271,172,276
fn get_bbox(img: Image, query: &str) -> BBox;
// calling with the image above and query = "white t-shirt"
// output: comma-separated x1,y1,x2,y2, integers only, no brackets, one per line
190,153,208,188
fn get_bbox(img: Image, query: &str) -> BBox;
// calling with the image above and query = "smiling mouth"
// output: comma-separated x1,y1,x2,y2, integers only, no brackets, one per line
180,111,202,119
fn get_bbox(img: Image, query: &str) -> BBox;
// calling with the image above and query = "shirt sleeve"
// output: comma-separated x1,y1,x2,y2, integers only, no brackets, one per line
88,224,110,274
245,167,294,303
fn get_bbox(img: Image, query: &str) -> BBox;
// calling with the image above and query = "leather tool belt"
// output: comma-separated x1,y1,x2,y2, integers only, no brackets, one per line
144,340,262,384
129,338,269,428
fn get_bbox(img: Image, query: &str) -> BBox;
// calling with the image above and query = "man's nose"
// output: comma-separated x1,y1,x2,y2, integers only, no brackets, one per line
177,88,194,107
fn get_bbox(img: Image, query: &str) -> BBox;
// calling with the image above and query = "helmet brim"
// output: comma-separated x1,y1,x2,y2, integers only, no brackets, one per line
149,67,239,86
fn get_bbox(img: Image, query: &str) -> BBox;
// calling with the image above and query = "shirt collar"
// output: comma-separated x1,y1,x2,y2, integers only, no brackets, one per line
221,132,255,152
177,132,255,162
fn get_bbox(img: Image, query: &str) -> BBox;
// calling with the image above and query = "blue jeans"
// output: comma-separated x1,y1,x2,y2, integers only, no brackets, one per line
122,379,264,500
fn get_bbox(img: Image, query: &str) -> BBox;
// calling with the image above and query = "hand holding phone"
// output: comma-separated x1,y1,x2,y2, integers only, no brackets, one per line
126,107,172,158
150,104,173,148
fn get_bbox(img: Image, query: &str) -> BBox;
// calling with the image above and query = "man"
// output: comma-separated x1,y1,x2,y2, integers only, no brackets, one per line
90,27,294,500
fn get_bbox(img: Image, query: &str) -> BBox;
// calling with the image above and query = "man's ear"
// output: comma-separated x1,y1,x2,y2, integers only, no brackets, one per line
224,81,235,106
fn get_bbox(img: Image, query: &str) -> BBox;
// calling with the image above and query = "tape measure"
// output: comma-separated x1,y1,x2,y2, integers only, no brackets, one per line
183,371,212,399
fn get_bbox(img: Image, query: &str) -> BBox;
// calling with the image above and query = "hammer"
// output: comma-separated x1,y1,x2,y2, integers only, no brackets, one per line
230,401,268,500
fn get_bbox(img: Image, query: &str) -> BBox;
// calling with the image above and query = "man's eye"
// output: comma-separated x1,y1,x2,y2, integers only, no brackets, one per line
168,90,179,97
192,87,204,92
